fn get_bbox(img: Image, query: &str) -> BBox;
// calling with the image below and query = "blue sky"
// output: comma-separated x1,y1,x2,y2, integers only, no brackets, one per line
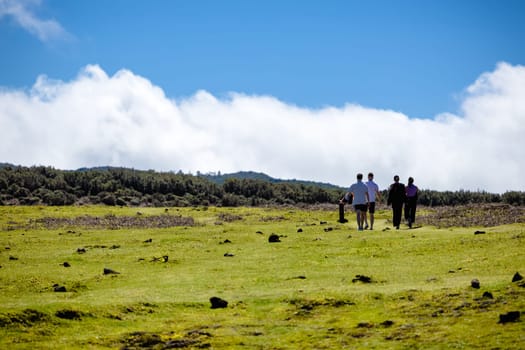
2,0,524,118
1,0,525,192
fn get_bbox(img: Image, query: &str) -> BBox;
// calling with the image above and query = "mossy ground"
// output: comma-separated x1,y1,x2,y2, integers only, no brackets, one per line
0,205,524,349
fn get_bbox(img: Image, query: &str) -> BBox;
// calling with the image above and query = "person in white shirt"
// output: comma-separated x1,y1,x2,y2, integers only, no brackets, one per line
364,172,381,230
343,173,369,231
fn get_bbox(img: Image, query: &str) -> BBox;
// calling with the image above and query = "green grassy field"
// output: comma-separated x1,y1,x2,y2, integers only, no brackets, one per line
0,205,524,349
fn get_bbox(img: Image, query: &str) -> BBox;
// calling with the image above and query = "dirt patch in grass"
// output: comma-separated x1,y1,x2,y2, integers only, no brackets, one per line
418,204,525,228
216,213,243,222
120,328,212,349
26,214,195,230
286,297,355,317
0,309,50,327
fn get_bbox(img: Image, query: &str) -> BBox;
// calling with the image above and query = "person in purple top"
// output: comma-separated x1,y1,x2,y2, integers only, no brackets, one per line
404,177,419,228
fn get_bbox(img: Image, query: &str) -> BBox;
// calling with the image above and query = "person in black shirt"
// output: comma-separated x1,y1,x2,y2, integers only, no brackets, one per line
387,175,406,229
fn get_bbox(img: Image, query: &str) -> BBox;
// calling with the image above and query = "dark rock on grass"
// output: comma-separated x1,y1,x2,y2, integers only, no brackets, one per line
380,320,395,327
220,239,232,244
143,238,152,243
150,256,169,263
77,248,86,254
269,233,281,243
471,279,480,289
103,268,120,275
223,252,234,257
352,275,372,283
55,309,83,320
324,227,333,232
512,272,523,282
53,284,67,292
297,228,303,232
499,311,520,324
9,255,18,260
474,230,486,235
356,322,374,328
62,262,71,267
210,296,228,309
256,231,263,234
482,291,494,299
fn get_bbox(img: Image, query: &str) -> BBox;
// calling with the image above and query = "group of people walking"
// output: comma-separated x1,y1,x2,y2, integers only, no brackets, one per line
341,173,418,230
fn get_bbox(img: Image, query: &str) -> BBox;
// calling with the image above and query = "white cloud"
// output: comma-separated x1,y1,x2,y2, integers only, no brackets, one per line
0,62,524,193
0,0,70,42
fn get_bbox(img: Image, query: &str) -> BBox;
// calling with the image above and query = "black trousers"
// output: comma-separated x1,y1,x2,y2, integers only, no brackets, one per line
405,197,417,225
392,202,403,227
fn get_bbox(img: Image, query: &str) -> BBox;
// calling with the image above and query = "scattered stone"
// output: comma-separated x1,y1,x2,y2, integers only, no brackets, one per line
356,322,374,328
499,311,520,324
210,296,228,309
77,248,86,254
109,245,120,249
382,227,391,231
143,238,152,243
103,268,120,275
482,291,494,299
150,256,168,262
9,255,18,260
221,239,232,244
512,272,523,282
256,231,263,234
380,320,395,327
291,275,306,280
268,234,281,243
471,279,480,289
55,309,83,320
320,221,327,225
324,227,333,232
223,252,234,257
62,262,71,267
297,228,303,233
352,275,372,283
474,230,486,235
53,284,67,292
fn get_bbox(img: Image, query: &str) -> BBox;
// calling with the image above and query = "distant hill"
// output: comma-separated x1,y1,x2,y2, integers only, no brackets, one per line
199,171,345,190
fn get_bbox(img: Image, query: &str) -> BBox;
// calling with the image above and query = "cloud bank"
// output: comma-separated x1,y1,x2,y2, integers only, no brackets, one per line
1,63,524,193
0,0,69,41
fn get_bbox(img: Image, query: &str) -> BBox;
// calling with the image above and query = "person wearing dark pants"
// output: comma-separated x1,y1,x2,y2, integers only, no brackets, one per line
387,175,406,229
404,177,418,228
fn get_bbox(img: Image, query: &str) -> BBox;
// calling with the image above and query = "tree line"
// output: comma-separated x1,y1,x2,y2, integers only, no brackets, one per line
0,165,523,207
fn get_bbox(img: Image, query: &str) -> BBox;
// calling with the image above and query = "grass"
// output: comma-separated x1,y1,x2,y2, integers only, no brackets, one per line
0,205,524,349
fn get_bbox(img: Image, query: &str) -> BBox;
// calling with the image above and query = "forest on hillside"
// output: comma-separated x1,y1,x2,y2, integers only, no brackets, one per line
0,165,524,207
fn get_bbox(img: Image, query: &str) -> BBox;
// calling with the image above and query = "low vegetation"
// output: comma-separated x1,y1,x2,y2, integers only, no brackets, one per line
1,205,524,349
1,164,525,207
